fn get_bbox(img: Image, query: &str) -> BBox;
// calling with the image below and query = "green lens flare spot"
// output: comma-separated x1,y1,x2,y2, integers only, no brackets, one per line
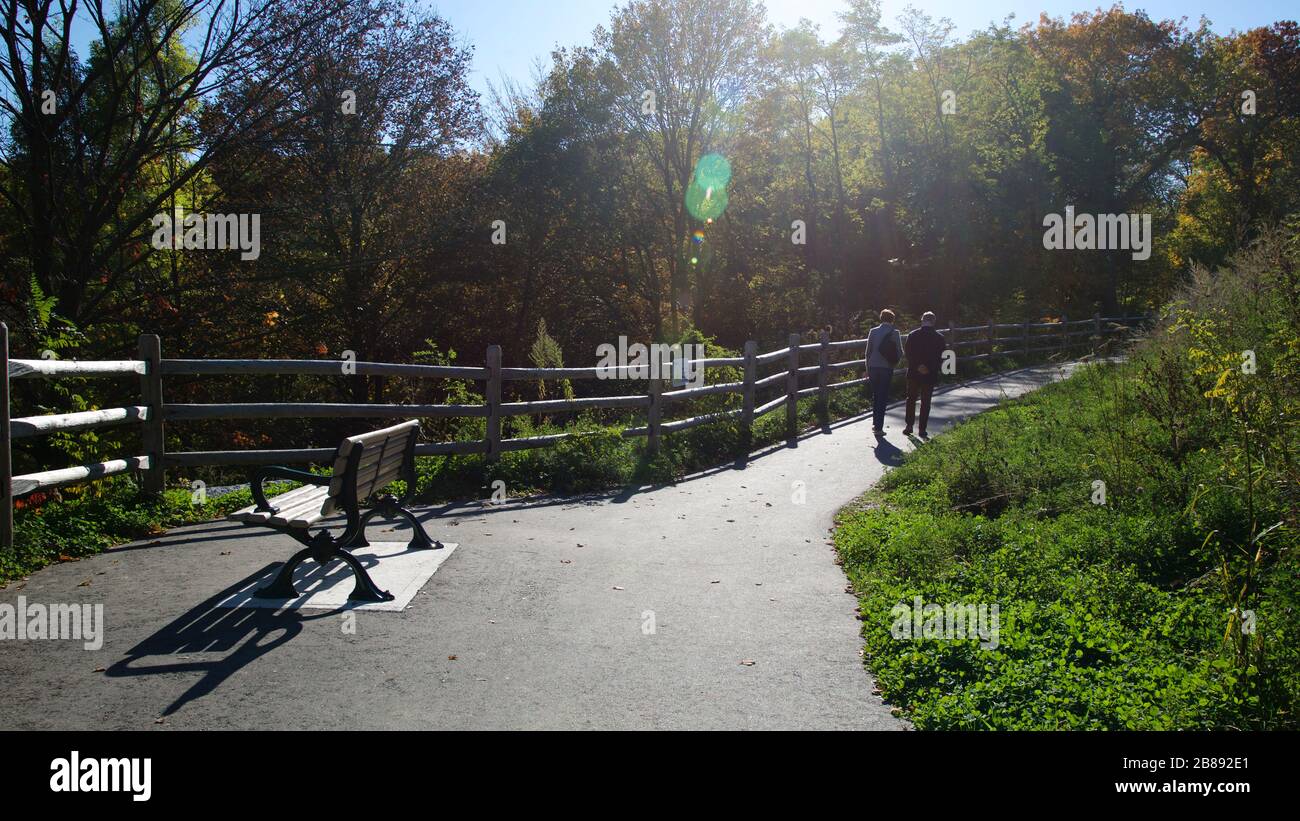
685,180,729,221
693,153,732,189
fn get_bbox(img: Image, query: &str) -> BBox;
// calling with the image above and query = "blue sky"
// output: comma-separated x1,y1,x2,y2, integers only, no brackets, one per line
57,1,1296,103
430,0,1296,100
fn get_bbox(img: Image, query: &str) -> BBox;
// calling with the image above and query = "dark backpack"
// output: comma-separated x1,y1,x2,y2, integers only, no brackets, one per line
874,330,901,366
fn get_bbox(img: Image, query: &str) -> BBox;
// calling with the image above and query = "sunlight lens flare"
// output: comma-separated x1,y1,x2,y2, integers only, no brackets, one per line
686,153,732,221
694,153,731,189
686,180,729,221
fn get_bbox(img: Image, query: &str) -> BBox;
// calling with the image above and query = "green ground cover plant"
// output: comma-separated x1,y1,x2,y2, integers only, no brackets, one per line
835,226,1300,729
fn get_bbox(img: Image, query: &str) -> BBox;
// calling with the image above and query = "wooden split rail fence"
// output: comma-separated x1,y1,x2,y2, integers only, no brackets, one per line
0,314,1146,548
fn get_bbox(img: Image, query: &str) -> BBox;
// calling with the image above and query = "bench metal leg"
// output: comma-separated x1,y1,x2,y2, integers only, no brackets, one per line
394,506,441,550
343,508,381,548
255,545,314,599
255,535,393,603
344,495,442,551
330,547,394,602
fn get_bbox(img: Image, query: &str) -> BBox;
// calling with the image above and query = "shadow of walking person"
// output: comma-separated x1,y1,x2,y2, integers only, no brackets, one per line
872,435,905,467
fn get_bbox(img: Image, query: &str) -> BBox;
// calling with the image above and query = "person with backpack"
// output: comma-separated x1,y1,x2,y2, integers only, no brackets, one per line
902,311,946,438
865,309,903,437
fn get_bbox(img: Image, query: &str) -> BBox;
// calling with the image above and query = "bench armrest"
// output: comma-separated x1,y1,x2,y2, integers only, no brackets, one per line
250,466,332,513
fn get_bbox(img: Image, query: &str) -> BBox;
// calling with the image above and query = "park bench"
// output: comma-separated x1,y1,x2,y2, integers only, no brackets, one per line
228,419,442,602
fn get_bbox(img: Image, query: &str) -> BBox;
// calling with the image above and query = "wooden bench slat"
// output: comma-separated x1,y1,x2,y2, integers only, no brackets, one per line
257,483,322,508
371,459,406,487
341,420,420,452
341,422,413,502
229,482,322,519
230,485,330,527
265,489,333,527
230,420,418,529
278,509,329,528
350,445,393,473
355,461,405,501
344,443,405,490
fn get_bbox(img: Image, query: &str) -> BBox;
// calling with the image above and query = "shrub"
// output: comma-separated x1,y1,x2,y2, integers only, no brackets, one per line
836,226,1300,729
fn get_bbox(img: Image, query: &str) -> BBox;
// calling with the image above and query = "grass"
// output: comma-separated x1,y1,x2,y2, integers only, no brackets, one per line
835,366,1261,729
833,228,1300,729
1,481,296,584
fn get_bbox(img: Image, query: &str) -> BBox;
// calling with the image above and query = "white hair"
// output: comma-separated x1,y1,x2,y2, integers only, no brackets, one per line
921,311,936,326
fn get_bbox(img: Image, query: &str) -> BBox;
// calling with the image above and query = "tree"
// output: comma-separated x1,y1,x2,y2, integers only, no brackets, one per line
1175,22,1300,265
0,0,335,347
838,0,905,311
528,318,572,402
774,22,824,276
199,0,480,400
1030,6,1211,311
598,0,768,333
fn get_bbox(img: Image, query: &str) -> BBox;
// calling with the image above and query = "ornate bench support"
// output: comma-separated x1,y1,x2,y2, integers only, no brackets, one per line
345,494,441,551
233,421,442,604
254,531,394,603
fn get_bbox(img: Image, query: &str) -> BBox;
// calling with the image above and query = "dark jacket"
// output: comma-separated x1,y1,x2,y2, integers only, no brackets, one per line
904,325,946,384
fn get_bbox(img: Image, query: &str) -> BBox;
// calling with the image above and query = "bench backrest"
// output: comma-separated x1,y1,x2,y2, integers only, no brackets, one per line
323,420,420,514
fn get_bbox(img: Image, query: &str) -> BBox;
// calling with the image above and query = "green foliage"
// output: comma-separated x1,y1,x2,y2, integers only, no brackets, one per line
528,319,573,402
409,341,486,444
2,478,295,585
835,230,1300,729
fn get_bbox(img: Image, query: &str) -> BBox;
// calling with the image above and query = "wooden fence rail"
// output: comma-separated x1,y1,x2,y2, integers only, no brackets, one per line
0,314,1148,549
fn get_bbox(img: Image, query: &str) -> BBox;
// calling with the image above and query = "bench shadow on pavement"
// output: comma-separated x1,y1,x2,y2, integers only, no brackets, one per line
105,559,357,717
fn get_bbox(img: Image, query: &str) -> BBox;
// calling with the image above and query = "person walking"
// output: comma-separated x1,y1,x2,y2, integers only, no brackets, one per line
902,311,946,438
865,309,903,437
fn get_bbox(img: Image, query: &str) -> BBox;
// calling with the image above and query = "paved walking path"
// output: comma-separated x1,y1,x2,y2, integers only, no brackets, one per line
0,362,1080,730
